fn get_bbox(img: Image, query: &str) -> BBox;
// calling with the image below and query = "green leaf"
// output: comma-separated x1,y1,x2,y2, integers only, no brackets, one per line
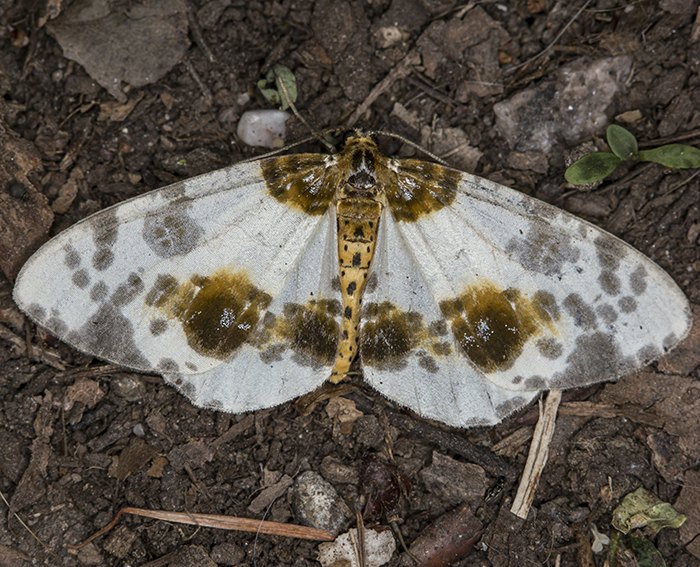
565,152,621,185
625,534,666,567
606,124,638,160
611,487,687,535
272,64,297,110
638,144,700,169
257,65,298,110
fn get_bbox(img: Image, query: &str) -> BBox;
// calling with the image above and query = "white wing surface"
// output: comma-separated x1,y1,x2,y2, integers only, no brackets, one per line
14,159,341,411
385,168,691,401
360,211,538,427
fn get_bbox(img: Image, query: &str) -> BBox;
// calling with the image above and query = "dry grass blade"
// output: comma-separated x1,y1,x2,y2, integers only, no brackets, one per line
67,506,335,551
511,390,562,519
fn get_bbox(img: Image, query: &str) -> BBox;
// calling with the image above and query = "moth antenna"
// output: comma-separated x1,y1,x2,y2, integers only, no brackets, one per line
369,130,450,166
276,77,336,153
241,129,346,164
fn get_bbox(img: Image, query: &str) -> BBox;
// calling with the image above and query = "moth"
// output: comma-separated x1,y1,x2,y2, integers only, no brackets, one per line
13,132,692,427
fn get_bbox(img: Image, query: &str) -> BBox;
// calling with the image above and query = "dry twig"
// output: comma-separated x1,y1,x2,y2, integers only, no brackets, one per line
511,390,562,519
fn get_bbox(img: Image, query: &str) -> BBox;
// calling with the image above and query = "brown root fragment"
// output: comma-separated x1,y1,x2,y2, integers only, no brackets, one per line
399,503,483,566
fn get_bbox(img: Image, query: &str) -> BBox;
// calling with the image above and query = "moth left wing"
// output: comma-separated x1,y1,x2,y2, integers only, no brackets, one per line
381,160,691,398
359,210,538,427
163,203,342,412
14,156,342,411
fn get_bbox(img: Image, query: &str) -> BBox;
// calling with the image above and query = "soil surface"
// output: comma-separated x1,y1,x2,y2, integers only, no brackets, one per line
1,1,699,566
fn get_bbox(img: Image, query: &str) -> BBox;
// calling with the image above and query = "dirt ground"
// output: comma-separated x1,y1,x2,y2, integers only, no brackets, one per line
0,1,699,566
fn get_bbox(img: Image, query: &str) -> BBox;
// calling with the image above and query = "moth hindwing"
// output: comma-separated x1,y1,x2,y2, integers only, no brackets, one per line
13,133,691,427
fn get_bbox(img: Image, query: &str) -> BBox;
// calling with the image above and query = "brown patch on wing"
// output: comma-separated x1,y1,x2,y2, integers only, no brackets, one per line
440,280,559,373
275,300,340,367
360,302,423,370
360,303,452,370
260,154,337,215
147,268,272,359
382,160,459,222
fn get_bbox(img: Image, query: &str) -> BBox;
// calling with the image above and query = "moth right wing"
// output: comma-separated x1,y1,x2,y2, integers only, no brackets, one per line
359,210,538,427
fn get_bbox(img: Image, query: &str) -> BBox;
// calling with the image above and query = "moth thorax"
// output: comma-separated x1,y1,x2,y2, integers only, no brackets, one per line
347,148,378,191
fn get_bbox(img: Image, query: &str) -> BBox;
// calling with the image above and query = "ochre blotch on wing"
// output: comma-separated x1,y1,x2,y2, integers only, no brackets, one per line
261,154,338,215
360,302,423,370
146,269,271,359
439,280,559,373
276,300,341,366
360,302,453,370
382,159,460,223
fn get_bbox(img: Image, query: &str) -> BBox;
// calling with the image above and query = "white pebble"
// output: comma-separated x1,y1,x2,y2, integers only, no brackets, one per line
237,109,290,149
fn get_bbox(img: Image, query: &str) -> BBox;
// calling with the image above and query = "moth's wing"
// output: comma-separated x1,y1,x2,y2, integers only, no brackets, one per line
383,161,691,398
163,205,342,412
359,211,538,427
14,155,342,411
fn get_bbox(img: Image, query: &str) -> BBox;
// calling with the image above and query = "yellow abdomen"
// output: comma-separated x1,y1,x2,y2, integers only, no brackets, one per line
330,197,382,382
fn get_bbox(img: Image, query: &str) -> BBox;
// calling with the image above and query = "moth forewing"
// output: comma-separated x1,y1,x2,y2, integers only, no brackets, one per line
13,133,692,427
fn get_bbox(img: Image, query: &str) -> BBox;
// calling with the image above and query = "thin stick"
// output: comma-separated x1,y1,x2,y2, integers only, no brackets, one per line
505,1,592,75
510,390,562,519
67,506,335,551
276,73,334,152
0,489,56,557
0,323,65,370
345,50,421,128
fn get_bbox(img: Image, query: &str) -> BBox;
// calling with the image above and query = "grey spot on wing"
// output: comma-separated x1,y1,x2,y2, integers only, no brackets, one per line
594,235,624,271
428,319,448,336
506,222,581,277
663,333,678,350
112,273,145,306
46,314,68,336
636,344,660,363
618,296,637,313
150,319,168,336
72,269,90,289
630,266,648,295
598,270,621,296
563,294,597,330
92,249,115,271
92,209,119,247
291,351,328,370
550,332,633,389
143,203,204,258
259,343,286,364
536,337,563,359
432,341,452,356
161,182,188,201
365,272,378,293
495,396,531,419
512,375,523,385
185,362,198,371
91,210,119,271
533,290,560,320
66,303,149,369
596,304,618,324
417,353,439,373
330,276,341,292
169,375,196,399
64,245,81,269
157,358,179,372
90,281,109,303
262,311,277,328
524,376,546,389
145,274,178,306
25,304,47,320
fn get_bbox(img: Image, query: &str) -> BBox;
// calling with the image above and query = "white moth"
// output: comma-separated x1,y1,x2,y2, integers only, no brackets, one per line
13,133,692,427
